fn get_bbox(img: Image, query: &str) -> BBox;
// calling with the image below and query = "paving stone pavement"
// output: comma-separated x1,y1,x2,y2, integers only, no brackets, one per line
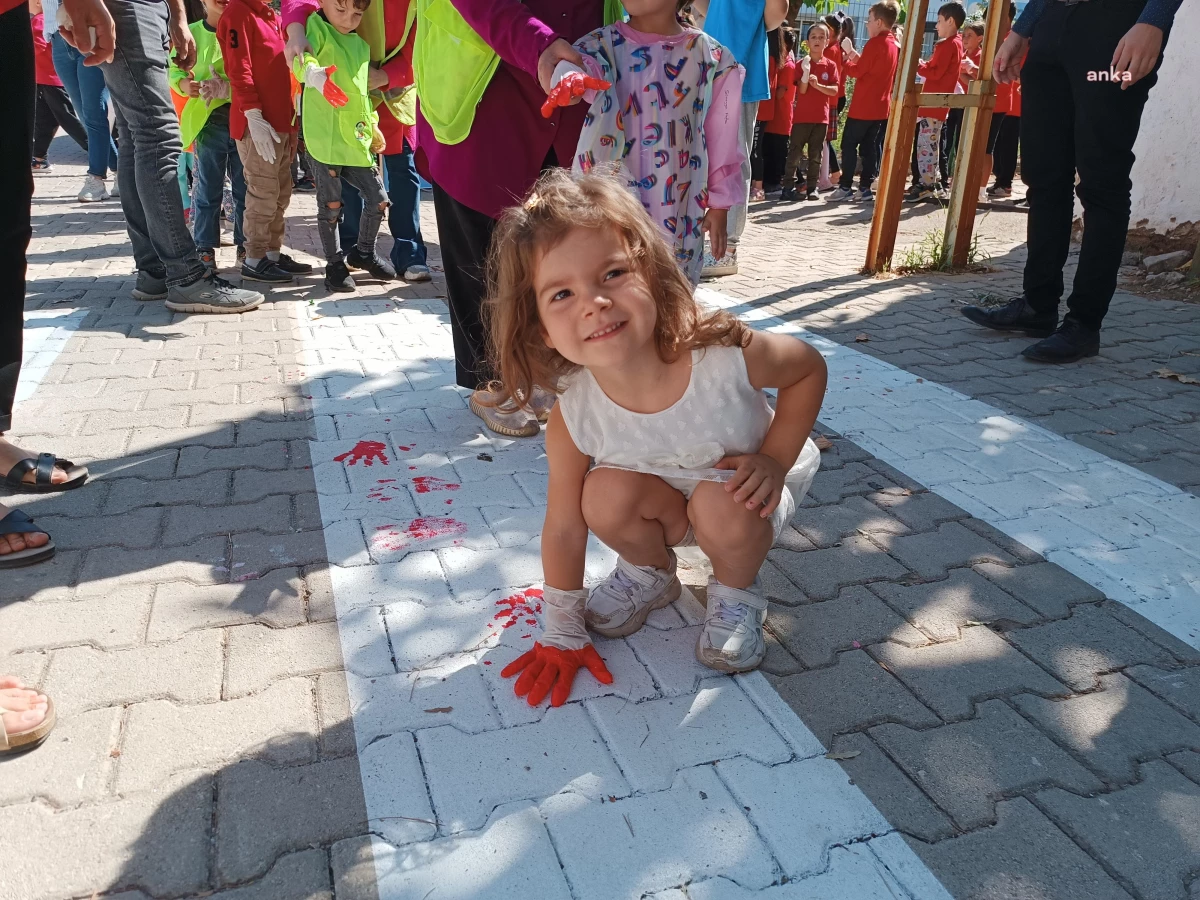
2,141,1199,900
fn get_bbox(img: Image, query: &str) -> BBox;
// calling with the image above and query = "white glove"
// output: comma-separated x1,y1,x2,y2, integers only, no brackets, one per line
539,586,590,651
550,59,587,90
801,56,811,77
243,108,281,165
199,77,230,103
841,37,853,55
301,61,330,92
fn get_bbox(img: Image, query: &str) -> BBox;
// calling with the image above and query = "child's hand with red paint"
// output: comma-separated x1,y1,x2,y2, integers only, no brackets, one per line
296,58,349,108
540,69,611,118
501,586,613,705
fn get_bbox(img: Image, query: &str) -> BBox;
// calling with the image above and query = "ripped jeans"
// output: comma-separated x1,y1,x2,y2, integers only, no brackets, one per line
313,160,389,262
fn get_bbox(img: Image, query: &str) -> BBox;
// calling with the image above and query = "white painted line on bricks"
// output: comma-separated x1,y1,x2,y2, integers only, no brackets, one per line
698,287,1200,650
18,309,87,404
294,296,953,900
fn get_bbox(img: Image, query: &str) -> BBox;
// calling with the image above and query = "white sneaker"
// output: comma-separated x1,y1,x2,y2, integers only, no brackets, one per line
827,187,853,201
584,552,682,638
403,264,432,282
695,577,768,672
110,174,120,199
978,188,989,204
701,247,738,278
78,175,109,203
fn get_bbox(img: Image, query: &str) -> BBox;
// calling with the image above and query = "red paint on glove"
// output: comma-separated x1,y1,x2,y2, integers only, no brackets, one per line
501,642,613,706
321,65,349,108
540,72,611,118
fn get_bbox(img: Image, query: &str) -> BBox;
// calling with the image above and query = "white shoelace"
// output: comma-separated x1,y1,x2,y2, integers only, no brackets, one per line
595,566,642,605
710,599,750,626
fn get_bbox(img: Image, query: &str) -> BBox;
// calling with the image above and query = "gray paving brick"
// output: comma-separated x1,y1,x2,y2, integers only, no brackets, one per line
1138,452,1200,488
303,565,337,623
825,732,956,842
791,495,909,548
225,622,345,698
78,536,229,586
162,496,293,546
1037,761,1200,900
973,561,1105,618
879,522,1016,579
232,465,319,503
330,835,380,900
236,416,316,446
1007,604,1177,691
874,626,1069,719
872,699,1104,830
1168,750,1200,785
230,529,330,577
871,569,1044,641
768,649,939,747
1127,665,1200,722
1104,601,1200,664
958,517,1047,564
103,470,230,515
177,440,293,476
867,488,967,532
804,462,896,505
0,707,120,807
33,506,163,551
84,446,180,481
768,535,909,601
767,585,926,667
147,569,310,639
0,584,151,654
908,798,1135,900
109,850,334,900
125,423,237,455
216,756,370,884
1016,673,1200,783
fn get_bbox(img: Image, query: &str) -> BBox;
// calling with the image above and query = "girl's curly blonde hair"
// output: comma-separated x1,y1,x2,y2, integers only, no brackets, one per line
484,169,749,408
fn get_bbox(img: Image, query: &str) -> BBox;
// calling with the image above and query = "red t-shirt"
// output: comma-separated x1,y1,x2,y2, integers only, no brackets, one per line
792,56,837,125
218,0,297,140
823,41,846,98
31,14,62,87
766,58,797,134
994,79,1013,115
758,57,779,122
845,32,898,121
917,34,962,121
960,46,980,91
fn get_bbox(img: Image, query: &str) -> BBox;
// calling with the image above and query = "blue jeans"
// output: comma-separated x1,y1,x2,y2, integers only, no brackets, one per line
192,106,245,251
339,138,427,272
52,32,118,178
100,0,204,285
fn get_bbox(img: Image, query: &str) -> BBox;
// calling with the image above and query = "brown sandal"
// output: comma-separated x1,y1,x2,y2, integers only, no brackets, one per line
0,695,56,754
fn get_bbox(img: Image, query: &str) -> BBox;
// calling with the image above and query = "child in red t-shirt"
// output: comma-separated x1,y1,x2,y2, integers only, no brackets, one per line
762,30,798,193
29,1,88,173
913,2,965,199
782,23,838,201
829,0,899,202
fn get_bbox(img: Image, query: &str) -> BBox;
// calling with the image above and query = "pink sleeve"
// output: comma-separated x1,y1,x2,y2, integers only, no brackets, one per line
281,0,320,32
703,65,747,210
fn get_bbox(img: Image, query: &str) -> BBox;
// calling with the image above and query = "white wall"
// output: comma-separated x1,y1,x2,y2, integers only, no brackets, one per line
1128,0,1199,233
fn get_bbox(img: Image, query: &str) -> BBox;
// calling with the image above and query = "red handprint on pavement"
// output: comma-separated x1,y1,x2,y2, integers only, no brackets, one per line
540,72,612,117
334,440,389,466
412,476,460,494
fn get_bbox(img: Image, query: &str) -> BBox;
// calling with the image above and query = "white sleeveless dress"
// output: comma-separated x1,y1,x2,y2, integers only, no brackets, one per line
557,344,819,539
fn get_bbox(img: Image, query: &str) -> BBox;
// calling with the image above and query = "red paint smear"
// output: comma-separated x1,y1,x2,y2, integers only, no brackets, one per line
525,618,537,625
377,479,396,484
493,590,542,632
521,634,532,639
334,440,389,467
412,476,461,494
398,444,414,451
483,660,493,665
371,517,468,552
445,500,453,505
409,466,417,471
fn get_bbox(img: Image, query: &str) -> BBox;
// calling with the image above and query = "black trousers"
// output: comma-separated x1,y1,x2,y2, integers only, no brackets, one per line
941,107,963,187
839,117,885,192
1021,0,1164,330
992,114,1020,188
33,83,89,159
761,132,789,187
1,2,34,434
749,121,766,182
432,183,497,390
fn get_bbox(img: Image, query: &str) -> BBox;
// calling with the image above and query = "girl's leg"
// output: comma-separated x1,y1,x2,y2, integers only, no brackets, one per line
687,481,774,590
77,53,117,178
32,86,59,161
42,84,89,152
581,468,689,568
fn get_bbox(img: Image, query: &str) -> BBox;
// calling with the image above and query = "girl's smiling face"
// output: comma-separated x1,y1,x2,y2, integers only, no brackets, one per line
534,226,659,371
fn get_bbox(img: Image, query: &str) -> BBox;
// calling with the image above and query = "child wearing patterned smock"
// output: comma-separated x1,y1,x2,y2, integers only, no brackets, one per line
541,0,746,285
485,172,826,707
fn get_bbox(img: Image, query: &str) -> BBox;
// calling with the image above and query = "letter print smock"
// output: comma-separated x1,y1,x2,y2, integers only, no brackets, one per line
573,25,740,283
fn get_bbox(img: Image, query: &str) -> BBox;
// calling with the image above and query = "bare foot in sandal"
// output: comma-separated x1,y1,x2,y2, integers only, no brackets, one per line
0,681,50,736
0,500,51,557
0,437,71,487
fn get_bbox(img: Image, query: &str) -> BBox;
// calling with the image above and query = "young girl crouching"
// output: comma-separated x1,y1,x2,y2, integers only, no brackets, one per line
490,170,827,707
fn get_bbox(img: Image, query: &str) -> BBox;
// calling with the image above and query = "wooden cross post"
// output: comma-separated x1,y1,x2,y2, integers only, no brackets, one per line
865,0,1008,272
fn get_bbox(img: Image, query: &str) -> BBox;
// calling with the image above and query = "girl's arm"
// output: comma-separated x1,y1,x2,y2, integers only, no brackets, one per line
702,64,747,212
541,404,591,590
744,331,828,473
808,78,837,97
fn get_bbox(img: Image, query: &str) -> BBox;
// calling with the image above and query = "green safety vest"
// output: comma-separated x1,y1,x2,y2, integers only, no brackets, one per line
358,0,418,126
296,15,378,167
169,21,228,149
414,0,625,146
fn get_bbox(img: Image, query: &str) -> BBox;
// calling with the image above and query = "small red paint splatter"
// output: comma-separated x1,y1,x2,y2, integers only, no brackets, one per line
483,660,493,665
492,590,542,631
408,466,417,471
334,440,389,467
520,634,532,639
377,479,396,484
371,516,468,552
397,444,414,452
412,476,461,494
445,500,453,505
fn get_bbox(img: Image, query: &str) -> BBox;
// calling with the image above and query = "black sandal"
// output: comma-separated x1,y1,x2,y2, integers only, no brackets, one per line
0,509,55,568
4,453,88,493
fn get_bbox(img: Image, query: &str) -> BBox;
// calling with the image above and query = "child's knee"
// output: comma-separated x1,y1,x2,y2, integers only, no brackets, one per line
581,468,643,528
689,483,773,551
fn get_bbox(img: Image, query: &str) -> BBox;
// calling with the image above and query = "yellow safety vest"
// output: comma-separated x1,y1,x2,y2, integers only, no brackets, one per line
360,0,418,126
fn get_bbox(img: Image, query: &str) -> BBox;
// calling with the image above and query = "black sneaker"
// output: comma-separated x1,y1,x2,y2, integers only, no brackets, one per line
1021,317,1100,363
345,247,396,281
273,252,313,275
960,296,1058,338
325,259,357,293
241,258,294,284
293,176,316,193
780,187,799,202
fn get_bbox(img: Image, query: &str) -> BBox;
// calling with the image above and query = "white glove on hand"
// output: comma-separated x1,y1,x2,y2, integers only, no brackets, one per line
244,108,281,165
538,586,591,651
550,59,587,90
801,56,811,77
841,37,853,55
301,61,330,92
199,77,230,103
